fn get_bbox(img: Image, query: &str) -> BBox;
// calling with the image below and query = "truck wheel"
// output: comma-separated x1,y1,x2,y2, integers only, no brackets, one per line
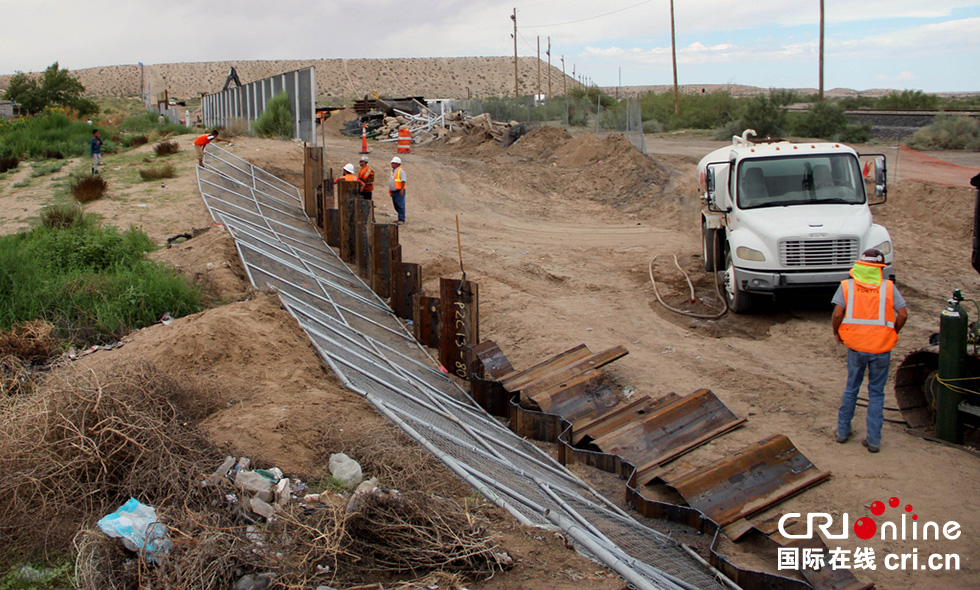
722,250,753,313
702,222,720,271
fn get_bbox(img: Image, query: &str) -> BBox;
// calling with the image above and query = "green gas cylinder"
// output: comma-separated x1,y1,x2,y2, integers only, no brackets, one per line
936,290,968,443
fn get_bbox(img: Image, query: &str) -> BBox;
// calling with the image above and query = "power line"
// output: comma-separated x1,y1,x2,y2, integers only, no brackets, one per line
522,0,655,29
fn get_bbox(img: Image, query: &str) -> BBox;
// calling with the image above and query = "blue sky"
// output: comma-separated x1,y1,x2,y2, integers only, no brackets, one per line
1,0,977,93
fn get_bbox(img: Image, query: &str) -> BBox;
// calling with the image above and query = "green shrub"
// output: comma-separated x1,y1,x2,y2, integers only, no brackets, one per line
0,218,202,345
790,102,872,142
876,89,940,110
154,140,180,156
253,92,294,139
119,112,189,136
138,163,176,180
2,62,97,116
641,90,740,131
907,114,980,151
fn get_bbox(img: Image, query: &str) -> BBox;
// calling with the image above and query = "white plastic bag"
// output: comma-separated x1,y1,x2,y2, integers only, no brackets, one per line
97,498,172,563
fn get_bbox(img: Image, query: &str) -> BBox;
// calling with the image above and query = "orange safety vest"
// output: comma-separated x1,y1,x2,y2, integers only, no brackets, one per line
391,167,405,192
839,270,897,354
194,134,214,146
336,173,359,183
358,165,374,192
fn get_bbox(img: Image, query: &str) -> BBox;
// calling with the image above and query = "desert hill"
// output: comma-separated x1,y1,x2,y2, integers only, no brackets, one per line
0,56,575,102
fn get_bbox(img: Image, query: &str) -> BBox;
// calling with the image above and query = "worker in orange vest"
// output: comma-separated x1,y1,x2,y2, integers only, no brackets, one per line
389,156,406,225
357,155,375,200
194,129,230,167
334,163,365,189
831,248,908,453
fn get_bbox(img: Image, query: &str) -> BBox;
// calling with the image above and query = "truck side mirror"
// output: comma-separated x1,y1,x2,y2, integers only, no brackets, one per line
874,156,887,199
705,168,715,194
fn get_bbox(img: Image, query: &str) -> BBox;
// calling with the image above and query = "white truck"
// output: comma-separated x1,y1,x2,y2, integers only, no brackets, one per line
699,130,893,312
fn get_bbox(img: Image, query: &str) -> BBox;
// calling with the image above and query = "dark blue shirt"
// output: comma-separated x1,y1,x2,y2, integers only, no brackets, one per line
90,136,102,155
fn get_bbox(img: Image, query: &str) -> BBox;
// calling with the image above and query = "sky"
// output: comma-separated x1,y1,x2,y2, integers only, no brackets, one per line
1,0,978,93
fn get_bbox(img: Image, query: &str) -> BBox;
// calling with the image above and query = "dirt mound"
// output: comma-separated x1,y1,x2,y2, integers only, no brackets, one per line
151,226,252,304
507,125,572,157
551,134,673,213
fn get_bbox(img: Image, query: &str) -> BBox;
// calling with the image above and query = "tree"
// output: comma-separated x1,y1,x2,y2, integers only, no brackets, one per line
2,62,97,116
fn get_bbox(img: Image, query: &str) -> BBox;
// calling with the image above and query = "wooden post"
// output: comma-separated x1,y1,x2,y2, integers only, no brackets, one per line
392,262,421,320
371,224,398,297
413,294,441,348
354,198,373,279
439,278,479,381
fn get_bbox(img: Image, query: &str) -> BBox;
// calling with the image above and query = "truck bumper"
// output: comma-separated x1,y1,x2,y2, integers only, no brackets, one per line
734,265,895,294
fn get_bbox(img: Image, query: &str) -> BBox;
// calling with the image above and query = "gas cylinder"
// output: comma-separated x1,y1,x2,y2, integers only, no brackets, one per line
936,290,968,442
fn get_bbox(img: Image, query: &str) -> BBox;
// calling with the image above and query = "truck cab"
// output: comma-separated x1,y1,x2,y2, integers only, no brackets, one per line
699,131,892,312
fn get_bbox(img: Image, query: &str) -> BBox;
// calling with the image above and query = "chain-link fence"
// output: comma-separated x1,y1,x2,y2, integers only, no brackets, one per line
195,144,731,590
457,95,647,154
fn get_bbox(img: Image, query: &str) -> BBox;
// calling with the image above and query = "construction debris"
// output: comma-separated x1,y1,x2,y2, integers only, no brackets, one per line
341,96,524,148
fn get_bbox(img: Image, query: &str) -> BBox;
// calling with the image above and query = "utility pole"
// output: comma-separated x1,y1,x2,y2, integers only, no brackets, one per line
547,37,551,98
511,8,519,98
561,55,566,96
819,0,825,102
537,36,541,100
670,0,679,116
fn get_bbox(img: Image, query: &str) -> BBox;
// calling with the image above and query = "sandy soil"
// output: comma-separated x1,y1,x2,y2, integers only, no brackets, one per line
3,119,980,589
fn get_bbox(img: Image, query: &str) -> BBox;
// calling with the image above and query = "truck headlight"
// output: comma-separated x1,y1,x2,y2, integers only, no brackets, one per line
871,241,892,256
735,246,766,262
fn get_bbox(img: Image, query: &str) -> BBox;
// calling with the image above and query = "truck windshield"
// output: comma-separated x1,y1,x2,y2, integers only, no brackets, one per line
736,154,865,209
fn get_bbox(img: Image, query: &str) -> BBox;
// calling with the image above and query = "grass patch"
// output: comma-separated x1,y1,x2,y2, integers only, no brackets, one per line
39,203,87,229
154,140,180,156
29,161,67,178
0,559,74,589
70,175,108,203
0,214,202,346
138,163,176,180
11,179,30,188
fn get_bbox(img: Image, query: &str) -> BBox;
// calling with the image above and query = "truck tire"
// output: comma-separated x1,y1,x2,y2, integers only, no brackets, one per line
702,221,722,272
723,250,753,313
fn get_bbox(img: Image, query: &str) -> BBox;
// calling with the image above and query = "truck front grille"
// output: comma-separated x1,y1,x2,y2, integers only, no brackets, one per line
780,239,859,267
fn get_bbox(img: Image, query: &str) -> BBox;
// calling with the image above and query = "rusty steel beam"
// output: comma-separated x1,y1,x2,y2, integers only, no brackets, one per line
413,294,441,349
525,370,620,422
519,345,629,402
439,278,479,381
571,394,663,445
499,344,592,392
354,198,373,279
302,146,322,219
391,261,420,320
472,340,517,382
584,389,746,485
659,434,831,528
337,190,357,263
371,224,398,297
325,208,340,248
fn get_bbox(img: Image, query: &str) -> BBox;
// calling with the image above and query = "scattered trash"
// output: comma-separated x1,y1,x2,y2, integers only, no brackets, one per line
159,312,173,325
97,498,173,563
328,453,363,488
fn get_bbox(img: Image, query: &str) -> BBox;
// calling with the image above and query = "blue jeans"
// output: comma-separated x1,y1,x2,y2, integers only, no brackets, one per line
837,348,890,447
390,190,405,222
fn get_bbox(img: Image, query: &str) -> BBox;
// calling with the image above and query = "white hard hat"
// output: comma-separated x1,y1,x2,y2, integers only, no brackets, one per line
360,155,369,162
391,156,402,164
343,163,355,174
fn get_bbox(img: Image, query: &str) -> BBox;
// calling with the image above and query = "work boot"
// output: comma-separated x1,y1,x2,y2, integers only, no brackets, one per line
861,438,879,453
835,431,850,444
